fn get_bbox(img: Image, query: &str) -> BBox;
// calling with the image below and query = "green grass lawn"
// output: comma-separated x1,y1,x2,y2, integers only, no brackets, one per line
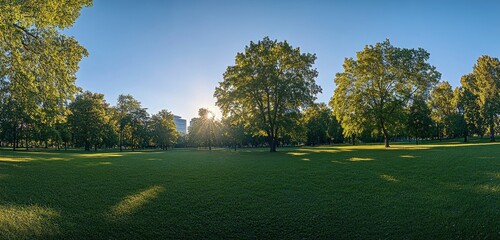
0,140,499,239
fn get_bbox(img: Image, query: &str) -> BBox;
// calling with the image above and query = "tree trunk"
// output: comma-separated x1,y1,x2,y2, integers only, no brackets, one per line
94,144,98,151
269,133,276,152
490,121,495,142
381,123,390,148
13,125,17,151
119,131,123,152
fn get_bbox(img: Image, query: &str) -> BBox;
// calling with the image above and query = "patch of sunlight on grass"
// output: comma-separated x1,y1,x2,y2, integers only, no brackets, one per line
478,184,499,193
48,157,70,161
349,157,374,162
77,153,124,158
98,161,112,165
380,174,400,182
298,148,347,153
388,146,430,150
0,204,60,239
331,160,347,164
108,185,165,220
287,152,309,156
0,157,34,162
400,155,417,158
420,142,500,148
301,158,310,161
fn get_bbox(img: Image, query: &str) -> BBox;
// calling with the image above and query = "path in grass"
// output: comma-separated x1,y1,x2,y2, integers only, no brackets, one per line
0,141,499,239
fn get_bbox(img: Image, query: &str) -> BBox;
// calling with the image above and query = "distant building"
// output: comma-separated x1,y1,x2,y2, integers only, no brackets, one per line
173,115,187,135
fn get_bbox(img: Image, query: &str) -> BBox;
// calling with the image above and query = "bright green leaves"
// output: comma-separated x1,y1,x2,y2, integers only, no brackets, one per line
215,37,321,152
151,110,179,150
331,40,440,147
0,0,91,136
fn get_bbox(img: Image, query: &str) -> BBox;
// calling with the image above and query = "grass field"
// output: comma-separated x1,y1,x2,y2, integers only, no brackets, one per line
0,140,499,239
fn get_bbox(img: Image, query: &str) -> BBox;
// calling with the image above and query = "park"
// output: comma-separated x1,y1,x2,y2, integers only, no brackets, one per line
1,1,499,239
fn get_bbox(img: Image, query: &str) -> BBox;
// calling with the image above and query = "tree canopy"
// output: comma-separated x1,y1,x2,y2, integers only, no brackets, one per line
471,55,500,142
214,37,321,152
331,40,441,147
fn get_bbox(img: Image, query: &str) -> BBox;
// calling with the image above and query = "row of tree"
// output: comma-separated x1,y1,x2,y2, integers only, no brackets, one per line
1,0,498,152
214,38,499,151
1,90,179,151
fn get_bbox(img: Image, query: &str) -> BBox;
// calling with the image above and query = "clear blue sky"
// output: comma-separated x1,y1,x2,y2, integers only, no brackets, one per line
66,0,500,123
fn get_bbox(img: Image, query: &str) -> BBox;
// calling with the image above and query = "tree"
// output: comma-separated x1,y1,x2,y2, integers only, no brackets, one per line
116,94,141,151
221,115,245,151
188,108,218,150
302,103,339,146
215,37,321,152
407,97,433,144
0,1,91,149
472,55,500,142
332,40,440,147
459,74,485,138
67,91,108,151
129,108,149,150
429,81,455,140
151,110,179,150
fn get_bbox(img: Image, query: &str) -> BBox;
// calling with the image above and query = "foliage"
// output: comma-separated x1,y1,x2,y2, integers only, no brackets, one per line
428,81,455,139
302,103,341,146
407,97,433,143
332,39,441,147
67,91,108,151
471,55,500,142
459,74,485,138
215,37,321,152
150,110,179,150
188,108,220,150
0,0,91,137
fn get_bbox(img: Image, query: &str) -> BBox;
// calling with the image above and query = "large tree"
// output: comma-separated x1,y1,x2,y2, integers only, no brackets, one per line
472,55,500,142
407,97,433,144
428,81,455,140
188,108,218,150
332,40,440,147
459,74,485,138
151,110,179,150
214,37,321,152
116,94,141,151
68,91,108,151
0,0,91,148
302,103,341,146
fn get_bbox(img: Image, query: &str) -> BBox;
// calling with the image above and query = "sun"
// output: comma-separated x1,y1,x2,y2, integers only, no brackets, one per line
206,112,214,119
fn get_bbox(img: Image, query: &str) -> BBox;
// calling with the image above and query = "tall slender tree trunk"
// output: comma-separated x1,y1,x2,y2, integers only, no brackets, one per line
381,121,390,148
119,130,123,152
489,121,495,142
13,125,16,151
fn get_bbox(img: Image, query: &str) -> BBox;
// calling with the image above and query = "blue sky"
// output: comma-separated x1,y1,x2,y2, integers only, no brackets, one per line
66,0,500,123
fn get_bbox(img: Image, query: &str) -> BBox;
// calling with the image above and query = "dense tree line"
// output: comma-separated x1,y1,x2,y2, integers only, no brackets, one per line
1,0,498,153
214,38,499,151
